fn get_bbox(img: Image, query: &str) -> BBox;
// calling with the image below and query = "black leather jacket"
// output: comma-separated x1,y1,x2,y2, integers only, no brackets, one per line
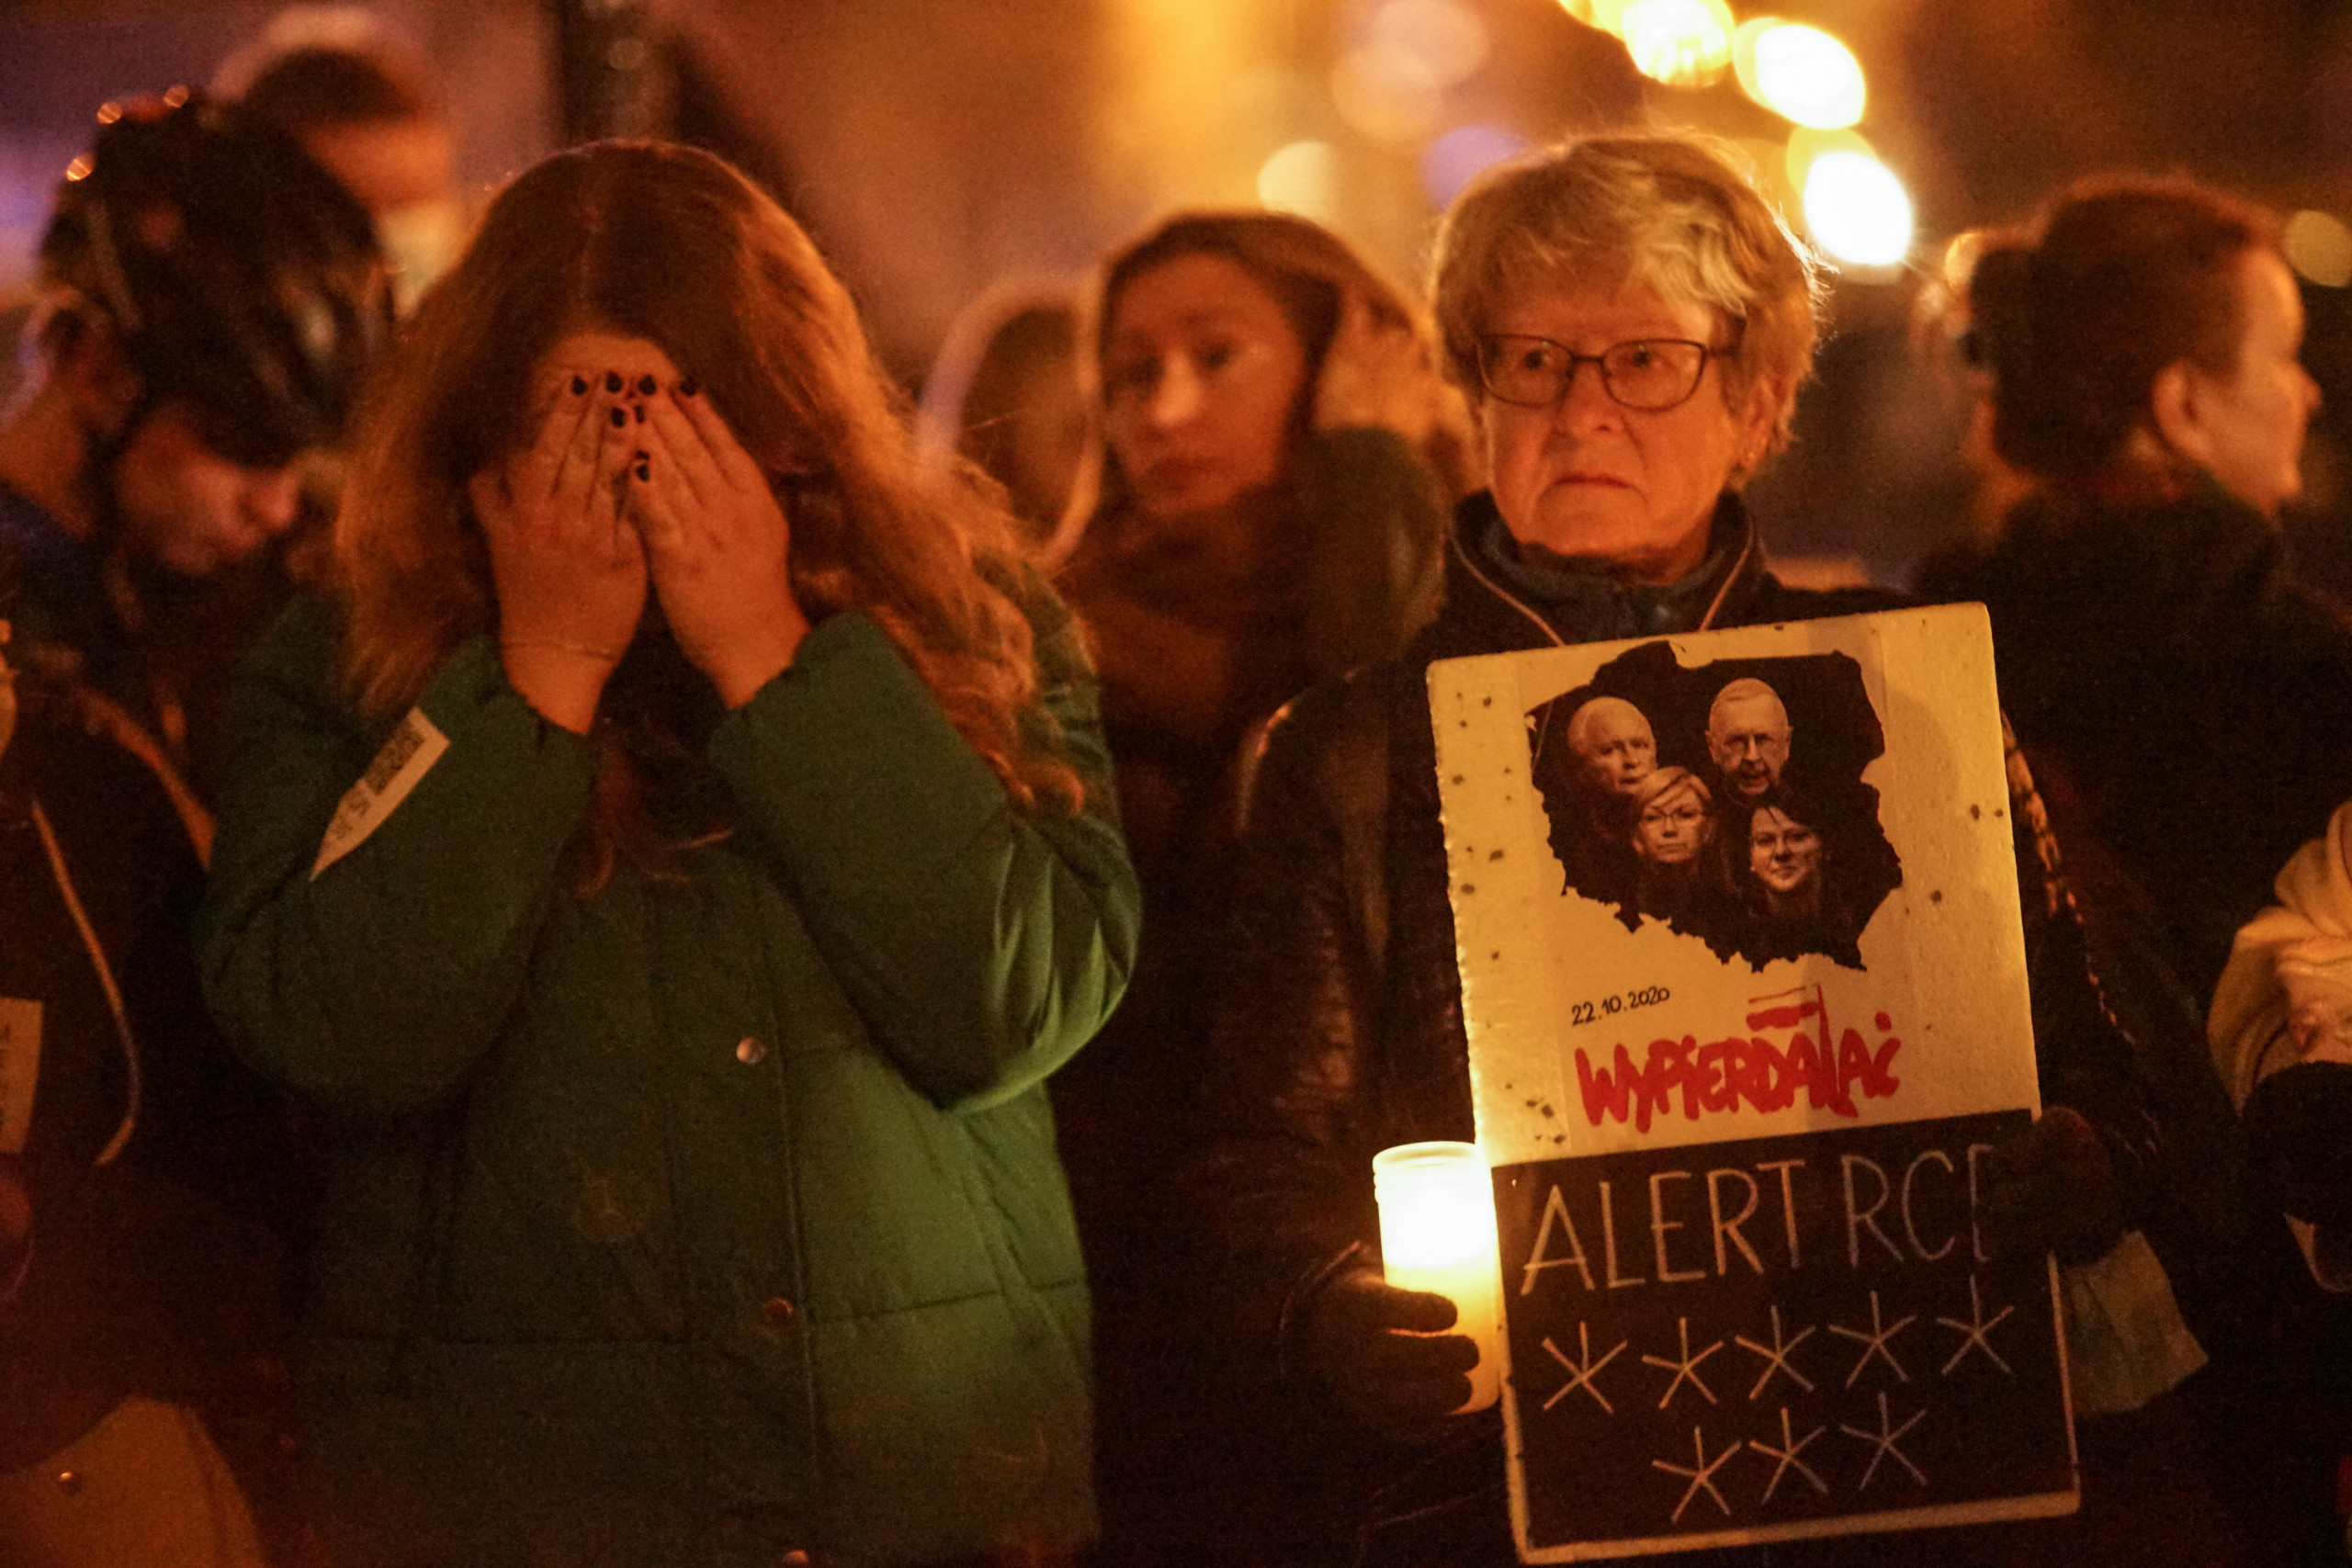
1184,496,2165,1491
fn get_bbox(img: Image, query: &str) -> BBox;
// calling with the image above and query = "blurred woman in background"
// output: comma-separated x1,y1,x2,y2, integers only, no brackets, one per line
915,279,1089,551
1923,178,2352,1007
197,140,1136,1568
1047,208,1473,1563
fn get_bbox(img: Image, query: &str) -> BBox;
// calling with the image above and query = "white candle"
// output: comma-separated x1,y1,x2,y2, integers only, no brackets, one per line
1372,1140,1506,1413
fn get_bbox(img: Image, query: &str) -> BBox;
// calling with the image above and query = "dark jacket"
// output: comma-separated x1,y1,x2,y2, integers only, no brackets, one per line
1185,492,2165,1565
0,494,307,1550
1050,429,1449,1562
197,595,1139,1568
1918,479,2352,1006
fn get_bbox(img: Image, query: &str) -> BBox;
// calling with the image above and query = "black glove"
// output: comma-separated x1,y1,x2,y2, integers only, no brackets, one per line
1299,1264,1479,1438
1979,1105,2127,1266
2245,1060,2352,1229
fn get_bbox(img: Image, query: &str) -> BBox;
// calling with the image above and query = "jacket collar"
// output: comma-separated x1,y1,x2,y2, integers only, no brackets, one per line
1420,491,1770,660
1984,476,2290,636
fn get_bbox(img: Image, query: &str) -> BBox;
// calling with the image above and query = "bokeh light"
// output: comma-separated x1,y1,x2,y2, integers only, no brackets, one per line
1419,123,1531,208
1783,125,1872,195
1803,152,1913,268
1370,0,1490,87
1258,140,1341,222
1557,0,1635,39
1736,20,1866,129
2285,209,2352,288
1332,42,1445,143
1620,0,1734,86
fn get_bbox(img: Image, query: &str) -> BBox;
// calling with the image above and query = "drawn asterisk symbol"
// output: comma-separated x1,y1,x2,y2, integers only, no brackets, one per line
1747,1405,1829,1502
1839,1390,1928,1490
1734,1305,1817,1400
1641,1315,1724,1409
1936,1274,2016,1376
1828,1290,1917,1388
1652,1426,1741,1522
1543,1322,1628,1414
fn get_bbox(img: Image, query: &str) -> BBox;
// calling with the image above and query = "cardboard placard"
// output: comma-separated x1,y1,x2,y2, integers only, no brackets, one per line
1430,604,2076,1561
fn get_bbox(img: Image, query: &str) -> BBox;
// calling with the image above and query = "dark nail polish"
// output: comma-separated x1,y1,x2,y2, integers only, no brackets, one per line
677,375,699,398
636,375,658,396
604,370,623,393
570,374,588,396
632,449,649,462
608,406,627,428
633,403,646,423
634,462,651,482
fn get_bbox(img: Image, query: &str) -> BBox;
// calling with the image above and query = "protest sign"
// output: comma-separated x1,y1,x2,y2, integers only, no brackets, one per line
1430,604,2075,1561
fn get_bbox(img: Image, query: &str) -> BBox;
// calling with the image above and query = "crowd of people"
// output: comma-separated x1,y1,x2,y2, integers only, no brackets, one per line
2,11,2349,1568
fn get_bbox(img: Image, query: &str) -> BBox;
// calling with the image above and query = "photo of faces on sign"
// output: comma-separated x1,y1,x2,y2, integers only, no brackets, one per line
1528,640,1903,971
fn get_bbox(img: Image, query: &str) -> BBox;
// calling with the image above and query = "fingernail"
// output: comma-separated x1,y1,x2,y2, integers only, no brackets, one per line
608,407,627,428
634,461,651,482
636,375,657,397
570,374,588,396
604,371,623,393
633,403,646,423
677,375,699,398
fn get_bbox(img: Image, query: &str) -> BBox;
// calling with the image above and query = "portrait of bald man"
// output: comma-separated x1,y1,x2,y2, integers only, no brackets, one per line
1566,694,1657,798
1706,677,1792,804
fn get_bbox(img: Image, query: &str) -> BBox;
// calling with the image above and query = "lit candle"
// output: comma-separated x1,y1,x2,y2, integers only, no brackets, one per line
1371,1140,1507,1412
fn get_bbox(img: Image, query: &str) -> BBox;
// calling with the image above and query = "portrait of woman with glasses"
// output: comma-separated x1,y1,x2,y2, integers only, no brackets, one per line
1183,130,2187,1566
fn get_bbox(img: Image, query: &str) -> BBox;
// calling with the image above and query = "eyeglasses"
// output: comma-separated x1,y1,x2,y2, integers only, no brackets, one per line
1475,334,1735,412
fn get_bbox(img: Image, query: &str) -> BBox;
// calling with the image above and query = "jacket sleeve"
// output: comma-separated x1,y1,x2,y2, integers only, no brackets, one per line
2003,721,2165,1211
705,600,1138,1113
1180,681,1395,1374
198,597,598,1118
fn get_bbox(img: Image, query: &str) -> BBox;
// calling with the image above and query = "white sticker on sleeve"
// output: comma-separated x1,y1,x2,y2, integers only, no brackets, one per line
311,707,451,879
0,998,41,1156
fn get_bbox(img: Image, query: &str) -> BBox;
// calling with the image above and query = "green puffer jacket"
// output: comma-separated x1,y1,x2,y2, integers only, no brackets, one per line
197,592,1138,1568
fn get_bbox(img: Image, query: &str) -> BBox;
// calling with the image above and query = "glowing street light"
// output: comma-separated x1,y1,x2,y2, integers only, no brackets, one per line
1782,125,1870,196
1804,151,1913,268
1620,0,1735,87
1736,20,1866,129
1557,0,1635,39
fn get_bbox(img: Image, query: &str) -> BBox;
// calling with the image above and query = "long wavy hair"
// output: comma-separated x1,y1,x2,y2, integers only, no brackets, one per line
336,141,1079,883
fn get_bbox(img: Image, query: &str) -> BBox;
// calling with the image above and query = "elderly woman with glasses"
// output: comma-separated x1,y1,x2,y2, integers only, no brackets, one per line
1182,133,2199,1566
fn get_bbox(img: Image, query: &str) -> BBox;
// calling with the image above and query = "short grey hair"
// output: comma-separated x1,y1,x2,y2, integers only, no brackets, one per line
1430,131,1822,473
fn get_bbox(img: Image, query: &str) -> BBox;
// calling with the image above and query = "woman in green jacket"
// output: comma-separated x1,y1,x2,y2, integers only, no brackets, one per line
197,141,1138,1568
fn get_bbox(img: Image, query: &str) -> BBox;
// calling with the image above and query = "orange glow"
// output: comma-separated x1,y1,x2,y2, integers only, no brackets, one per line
1804,151,1913,268
1558,0,1636,39
1258,140,1340,221
2285,210,2352,288
1371,0,1490,87
1332,42,1445,142
1620,0,1734,85
1736,20,1866,129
